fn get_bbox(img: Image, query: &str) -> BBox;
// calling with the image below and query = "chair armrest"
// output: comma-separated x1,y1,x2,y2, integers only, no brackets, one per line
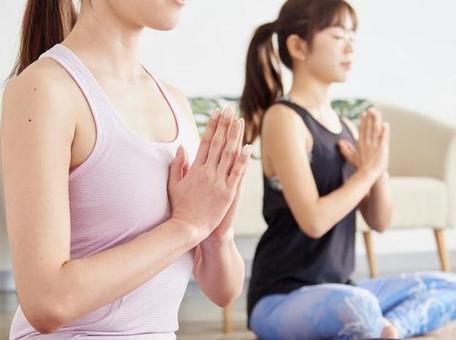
375,103,456,180
445,136,456,228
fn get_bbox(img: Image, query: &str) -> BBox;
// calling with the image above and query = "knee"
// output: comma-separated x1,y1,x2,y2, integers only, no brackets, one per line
413,271,456,289
336,288,383,337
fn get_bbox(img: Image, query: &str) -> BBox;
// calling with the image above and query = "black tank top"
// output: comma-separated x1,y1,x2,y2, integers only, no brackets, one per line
247,98,358,323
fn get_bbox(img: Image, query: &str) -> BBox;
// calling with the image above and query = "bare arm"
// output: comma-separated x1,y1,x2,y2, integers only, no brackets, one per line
2,71,246,333
341,115,393,232
1,70,203,333
262,105,386,239
359,172,393,232
167,86,245,306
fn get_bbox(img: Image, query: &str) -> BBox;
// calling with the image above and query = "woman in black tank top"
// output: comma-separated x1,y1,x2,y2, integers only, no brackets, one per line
239,1,456,339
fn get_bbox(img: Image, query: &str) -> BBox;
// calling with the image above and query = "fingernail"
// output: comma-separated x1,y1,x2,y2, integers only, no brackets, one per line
211,109,221,119
224,107,234,119
242,144,252,155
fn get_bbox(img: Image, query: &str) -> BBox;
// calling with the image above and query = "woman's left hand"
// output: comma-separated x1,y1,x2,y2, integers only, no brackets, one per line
205,172,245,243
205,117,246,243
179,116,247,244
338,107,389,170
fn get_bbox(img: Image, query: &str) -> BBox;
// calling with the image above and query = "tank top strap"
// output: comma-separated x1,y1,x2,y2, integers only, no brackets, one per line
39,43,110,179
274,96,315,129
39,44,111,124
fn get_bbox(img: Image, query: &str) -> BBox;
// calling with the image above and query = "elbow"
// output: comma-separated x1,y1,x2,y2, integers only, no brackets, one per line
210,279,244,307
21,295,72,334
370,222,391,233
298,217,328,239
25,306,67,334
369,213,393,234
212,290,241,308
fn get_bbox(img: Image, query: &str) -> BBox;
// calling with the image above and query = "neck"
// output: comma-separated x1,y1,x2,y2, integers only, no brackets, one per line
63,1,144,80
288,67,332,113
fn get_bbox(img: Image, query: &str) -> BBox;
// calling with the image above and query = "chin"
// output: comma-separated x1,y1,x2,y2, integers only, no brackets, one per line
335,75,349,83
332,70,350,83
146,16,180,31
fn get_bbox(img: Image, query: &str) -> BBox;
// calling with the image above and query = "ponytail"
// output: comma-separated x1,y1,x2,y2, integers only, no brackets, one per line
240,22,283,145
9,0,77,79
240,0,358,145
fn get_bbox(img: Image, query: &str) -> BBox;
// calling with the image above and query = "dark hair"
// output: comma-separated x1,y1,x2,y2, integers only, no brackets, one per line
240,0,357,144
9,0,78,79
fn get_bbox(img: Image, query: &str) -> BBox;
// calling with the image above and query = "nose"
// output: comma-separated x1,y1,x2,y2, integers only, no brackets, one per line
344,38,354,54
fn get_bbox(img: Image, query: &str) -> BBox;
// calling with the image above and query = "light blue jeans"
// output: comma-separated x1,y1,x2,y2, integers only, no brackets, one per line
250,272,456,339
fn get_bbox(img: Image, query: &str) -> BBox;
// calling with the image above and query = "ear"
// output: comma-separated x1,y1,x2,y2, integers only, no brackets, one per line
286,34,308,62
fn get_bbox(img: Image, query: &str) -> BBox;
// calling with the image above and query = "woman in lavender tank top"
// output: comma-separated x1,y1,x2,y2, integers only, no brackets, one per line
2,0,251,339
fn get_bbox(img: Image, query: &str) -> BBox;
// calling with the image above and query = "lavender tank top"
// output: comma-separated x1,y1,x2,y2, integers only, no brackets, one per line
9,44,198,339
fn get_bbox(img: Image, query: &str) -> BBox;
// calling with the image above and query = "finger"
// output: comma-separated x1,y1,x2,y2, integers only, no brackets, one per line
369,109,382,145
206,107,235,167
232,165,247,207
340,139,357,154
359,111,367,146
338,140,355,162
365,111,374,146
230,118,245,174
168,145,185,186
182,158,190,177
381,122,390,145
368,107,383,120
227,144,252,189
193,109,222,166
218,119,242,176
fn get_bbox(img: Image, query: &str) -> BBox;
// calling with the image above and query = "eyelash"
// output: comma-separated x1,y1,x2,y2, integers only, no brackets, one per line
333,34,355,42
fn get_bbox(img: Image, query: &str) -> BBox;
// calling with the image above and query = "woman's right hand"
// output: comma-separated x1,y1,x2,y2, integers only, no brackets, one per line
167,107,252,240
357,109,390,179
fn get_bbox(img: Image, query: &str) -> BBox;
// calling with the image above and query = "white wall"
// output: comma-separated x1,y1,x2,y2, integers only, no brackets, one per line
2,0,456,122
0,1,455,272
140,0,456,126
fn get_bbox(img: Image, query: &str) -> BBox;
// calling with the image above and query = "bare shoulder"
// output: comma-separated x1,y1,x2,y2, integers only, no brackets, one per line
2,58,78,151
3,58,78,123
262,102,310,140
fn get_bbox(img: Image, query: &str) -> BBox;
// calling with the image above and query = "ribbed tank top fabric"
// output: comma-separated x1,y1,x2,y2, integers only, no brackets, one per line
9,44,199,339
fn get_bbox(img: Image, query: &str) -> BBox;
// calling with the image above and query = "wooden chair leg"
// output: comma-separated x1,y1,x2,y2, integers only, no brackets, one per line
223,305,234,333
363,230,378,278
433,228,451,272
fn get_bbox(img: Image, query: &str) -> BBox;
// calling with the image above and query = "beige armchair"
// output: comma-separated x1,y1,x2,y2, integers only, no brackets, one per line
358,103,456,277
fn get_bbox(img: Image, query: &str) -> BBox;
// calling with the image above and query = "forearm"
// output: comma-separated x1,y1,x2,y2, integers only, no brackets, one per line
300,168,378,238
32,218,199,331
361,172,393,232
194,230,245,306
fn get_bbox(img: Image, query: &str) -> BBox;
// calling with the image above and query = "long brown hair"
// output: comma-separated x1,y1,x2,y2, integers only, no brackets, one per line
9,0,78,79
240,0,357,144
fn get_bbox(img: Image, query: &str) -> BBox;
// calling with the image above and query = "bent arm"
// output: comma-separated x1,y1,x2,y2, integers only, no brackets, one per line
166,86,245,306
2,71,200,334
263,105,378,239
342,117,393,232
